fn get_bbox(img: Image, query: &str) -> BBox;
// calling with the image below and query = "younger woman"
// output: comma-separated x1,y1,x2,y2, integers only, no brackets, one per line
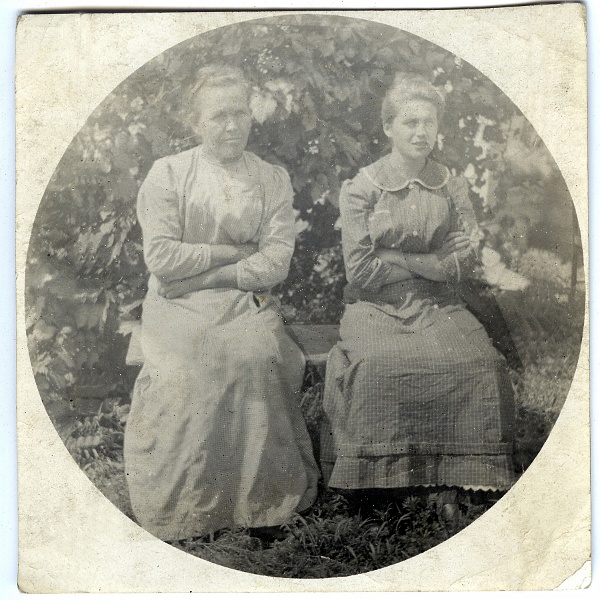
322,73,516,520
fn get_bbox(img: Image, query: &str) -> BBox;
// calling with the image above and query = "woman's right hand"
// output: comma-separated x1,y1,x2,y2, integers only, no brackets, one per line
210,243,258,268
159,277,198,299
436,231,470,260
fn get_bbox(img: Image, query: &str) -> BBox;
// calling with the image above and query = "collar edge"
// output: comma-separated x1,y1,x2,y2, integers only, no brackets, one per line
361,156,450,192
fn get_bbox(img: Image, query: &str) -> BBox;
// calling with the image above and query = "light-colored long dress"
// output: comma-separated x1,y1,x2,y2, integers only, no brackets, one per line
124,146,319,541
321,156,516,491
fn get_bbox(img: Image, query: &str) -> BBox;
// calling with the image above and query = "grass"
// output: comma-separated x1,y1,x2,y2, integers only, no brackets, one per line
60,284,584,578
167,491,464,578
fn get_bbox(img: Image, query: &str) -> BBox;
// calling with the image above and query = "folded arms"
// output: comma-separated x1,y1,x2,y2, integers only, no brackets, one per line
340,174,480,291
137,157,296,299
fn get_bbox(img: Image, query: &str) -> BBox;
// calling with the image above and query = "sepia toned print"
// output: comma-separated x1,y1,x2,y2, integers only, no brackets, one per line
17,8,588,592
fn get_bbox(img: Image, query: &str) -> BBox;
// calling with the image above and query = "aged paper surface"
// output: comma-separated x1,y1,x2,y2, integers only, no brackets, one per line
16,6,589,592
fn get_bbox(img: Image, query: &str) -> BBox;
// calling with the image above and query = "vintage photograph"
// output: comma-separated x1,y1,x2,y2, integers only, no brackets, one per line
17,8,588,591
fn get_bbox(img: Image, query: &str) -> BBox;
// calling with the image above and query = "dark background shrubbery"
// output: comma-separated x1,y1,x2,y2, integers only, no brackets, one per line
25,15,582,416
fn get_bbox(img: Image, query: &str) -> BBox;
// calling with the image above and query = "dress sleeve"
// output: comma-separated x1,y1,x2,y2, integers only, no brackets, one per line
236,165,295,291
340,174,393,291
136,158,212,283
440,176,482,283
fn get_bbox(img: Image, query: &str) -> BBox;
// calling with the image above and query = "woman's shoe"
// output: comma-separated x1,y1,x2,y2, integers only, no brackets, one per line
248,525,288,544
439,502,460,532
435,488,460,533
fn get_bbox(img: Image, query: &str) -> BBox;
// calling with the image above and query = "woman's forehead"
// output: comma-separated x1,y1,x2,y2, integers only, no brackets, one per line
394,98,438,117
196,84,249,112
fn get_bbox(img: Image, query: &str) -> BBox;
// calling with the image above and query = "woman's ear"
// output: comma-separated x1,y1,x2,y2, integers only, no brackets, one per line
190,103,204,134
192,117,204,140
382,119,392,138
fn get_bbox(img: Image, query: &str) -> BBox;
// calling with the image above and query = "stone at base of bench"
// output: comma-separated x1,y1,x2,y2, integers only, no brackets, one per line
125,321,340,368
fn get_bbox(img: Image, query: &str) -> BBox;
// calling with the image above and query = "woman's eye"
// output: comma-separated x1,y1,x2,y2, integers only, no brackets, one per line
213,111,248,122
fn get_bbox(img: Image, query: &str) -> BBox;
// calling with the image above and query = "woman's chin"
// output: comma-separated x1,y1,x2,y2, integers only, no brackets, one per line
412,145,432,156
393,145,432,162
215,147,246,163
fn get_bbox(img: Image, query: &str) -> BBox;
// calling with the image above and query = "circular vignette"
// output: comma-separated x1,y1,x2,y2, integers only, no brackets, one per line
24,13,584,579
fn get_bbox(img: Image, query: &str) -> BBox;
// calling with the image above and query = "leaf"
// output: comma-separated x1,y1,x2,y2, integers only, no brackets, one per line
335,131,364,164
144,123,171,156
117,319,141,336
25,296,46,330
31,319,57,344
119,298,144,316
310,174,330,202
317,38,335,57
113,173,139,204
482,247,530,291
250,91,278,124
93,149,113,174
301,93,317,131
74,295,110,332
46,399,80,442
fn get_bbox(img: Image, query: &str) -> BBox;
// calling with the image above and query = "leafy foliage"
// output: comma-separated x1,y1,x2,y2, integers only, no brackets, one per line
25,15,581,410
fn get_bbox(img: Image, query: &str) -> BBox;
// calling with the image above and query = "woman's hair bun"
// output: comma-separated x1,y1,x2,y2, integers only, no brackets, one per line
381,71,446,125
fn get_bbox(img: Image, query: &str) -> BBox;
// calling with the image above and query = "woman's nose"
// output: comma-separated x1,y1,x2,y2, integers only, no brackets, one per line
415,122,427,136
225,118,238,131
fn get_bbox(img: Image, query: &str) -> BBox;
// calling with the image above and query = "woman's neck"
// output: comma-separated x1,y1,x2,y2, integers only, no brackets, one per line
200,144,244,167
388,150,427,180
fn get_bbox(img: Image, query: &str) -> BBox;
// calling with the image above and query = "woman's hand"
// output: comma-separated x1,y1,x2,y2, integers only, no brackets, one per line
374,248,415,281
158,263,240,298
210,243,258,268
435,231,470,260
375,233,469,283
159,278,198,300
237,243,259,260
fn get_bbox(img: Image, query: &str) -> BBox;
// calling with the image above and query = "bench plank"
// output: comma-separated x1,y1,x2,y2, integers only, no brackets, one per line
125,321,340,367
285,324,340,366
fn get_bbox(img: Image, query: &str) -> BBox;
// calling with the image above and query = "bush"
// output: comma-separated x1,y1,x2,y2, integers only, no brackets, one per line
25,15,582,449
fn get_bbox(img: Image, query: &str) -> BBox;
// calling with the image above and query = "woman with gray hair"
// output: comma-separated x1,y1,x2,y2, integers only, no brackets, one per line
322,72,516,524
124,65,319,542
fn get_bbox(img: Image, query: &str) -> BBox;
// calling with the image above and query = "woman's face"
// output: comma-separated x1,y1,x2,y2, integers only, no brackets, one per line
383,98,438,162
195,84,252,163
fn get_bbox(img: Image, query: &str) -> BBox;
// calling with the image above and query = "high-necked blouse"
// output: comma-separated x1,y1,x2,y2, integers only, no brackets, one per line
137,145,295,293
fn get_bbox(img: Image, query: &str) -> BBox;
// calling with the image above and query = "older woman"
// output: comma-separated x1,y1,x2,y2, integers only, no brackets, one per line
321,73,515,520
124,66,319,542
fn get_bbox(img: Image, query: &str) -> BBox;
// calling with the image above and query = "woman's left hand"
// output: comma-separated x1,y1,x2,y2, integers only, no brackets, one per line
436,231,470,259
158,279,191,299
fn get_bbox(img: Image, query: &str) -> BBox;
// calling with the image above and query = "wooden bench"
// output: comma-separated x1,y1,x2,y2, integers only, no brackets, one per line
125,321,340,368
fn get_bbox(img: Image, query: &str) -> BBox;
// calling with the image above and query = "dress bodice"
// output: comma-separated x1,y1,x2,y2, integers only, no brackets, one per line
339,155,482,322
368,184,453,254
136,145,296,293
180,149,264,246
